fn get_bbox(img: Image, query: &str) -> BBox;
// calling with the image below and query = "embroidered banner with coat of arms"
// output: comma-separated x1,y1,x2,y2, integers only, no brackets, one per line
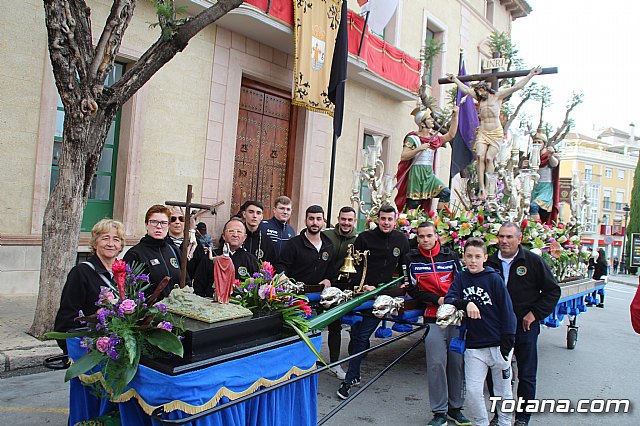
293,0,343,116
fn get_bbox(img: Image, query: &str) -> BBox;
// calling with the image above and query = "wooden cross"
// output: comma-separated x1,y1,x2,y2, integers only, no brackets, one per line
437,66,558,87
165,184,224,288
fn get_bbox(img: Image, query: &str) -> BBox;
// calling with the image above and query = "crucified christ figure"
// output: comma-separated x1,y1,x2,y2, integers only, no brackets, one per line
447,66,541,198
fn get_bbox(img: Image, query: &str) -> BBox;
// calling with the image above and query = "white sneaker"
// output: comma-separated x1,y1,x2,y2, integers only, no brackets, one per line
329,365,347,380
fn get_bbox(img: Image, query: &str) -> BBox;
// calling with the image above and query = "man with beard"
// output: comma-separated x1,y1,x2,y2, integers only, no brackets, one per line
241,200,281,270
322,206,358,379
395,106,458,212
337,204,409,400
280,205,335,289
193,218,259,298
448,67,541,198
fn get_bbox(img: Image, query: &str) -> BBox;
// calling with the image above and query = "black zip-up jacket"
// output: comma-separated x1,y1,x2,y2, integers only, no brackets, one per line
262,217,296,256
193,247,259,297
280,230,335,285
486,245,561,320
244,226,282,272
353,227,410,287
54,255,111,335
123,235,183,297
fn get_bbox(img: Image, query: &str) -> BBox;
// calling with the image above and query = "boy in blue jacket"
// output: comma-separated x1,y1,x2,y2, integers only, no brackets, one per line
445,238,517,426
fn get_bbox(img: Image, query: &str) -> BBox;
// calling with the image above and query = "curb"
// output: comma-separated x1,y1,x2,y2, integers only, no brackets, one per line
0,342,60,373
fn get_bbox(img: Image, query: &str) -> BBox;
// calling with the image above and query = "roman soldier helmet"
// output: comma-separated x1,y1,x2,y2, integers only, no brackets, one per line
411,106,432,127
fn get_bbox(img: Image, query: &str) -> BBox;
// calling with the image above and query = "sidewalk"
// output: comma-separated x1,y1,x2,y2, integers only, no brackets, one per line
0,294,60,373
606,273,639,287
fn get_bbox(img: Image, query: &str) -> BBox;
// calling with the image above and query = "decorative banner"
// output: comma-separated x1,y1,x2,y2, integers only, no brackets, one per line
559,177,572,204
293,0,343,116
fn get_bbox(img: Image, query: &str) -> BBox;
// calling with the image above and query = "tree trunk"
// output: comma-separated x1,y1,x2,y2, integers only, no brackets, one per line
29,106,114,338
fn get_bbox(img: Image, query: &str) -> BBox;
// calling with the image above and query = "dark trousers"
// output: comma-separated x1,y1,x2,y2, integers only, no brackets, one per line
328,319,342,363
514,319,540,423
344,310,381,383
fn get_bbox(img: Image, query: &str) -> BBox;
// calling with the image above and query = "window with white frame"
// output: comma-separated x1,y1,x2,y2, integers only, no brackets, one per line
584,165,592,181
618,169,625,180
422,13,447,88
616,191,624,211
605,168,612,178
485,0,495,23
603,189,611,210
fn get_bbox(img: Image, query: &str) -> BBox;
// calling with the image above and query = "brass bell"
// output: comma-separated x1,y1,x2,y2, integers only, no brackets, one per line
339,254,357,274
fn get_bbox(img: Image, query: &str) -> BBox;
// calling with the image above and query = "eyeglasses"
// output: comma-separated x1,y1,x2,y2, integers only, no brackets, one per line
149,220,169,228
170,216,184,223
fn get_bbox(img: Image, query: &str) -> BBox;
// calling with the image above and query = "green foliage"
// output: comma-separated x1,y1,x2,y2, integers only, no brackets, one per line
147,0,189,40
446,87,458,108
627,157,640,267
420,38,444,68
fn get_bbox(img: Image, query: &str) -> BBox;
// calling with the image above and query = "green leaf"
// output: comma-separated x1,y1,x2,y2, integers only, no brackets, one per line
44,330,89,340
122,330,138,365
290,323,327,366
121,348,141,391
145,329,184,357
64,351,105,382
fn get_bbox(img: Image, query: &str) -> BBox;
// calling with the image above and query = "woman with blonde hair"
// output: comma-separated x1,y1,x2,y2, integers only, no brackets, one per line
54,219,126,351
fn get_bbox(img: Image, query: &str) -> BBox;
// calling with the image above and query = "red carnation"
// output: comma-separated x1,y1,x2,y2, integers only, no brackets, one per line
428,210,436,218
476,214,484,224
112,259,127,298
557,223,564,229
520,218,528,230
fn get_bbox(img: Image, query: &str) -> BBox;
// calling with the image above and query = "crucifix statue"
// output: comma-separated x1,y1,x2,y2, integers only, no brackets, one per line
439,65,557,199
166,184,224,288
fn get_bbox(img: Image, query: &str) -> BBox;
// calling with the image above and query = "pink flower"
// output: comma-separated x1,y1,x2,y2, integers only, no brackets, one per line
428,210,436,218
451,231,458,239
96,337,110,353
157,321,173,332
262,261,276,277
120,299,137,314
112,259,127,298
99,288,116,304
293,300,312,316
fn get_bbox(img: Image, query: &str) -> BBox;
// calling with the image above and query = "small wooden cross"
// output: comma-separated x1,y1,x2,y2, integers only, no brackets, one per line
166,184,224,288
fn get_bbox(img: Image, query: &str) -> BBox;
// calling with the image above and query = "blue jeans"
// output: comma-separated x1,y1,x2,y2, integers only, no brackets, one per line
514,319,540,423
344,310,381,383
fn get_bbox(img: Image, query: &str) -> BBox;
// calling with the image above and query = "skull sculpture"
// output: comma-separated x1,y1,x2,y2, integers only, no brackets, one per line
372,295,405,318
435,303,464,328
319,287,353,309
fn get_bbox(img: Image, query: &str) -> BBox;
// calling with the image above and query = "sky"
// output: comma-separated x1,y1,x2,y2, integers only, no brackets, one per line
510,0,640,136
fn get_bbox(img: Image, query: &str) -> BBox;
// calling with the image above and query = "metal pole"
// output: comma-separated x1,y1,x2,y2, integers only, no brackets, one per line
622,209,629,274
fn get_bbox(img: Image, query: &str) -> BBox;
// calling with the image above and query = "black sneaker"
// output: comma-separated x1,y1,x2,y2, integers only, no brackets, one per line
336,382,351,400
427,413,448,426
350,376,361,386
489,413,499,426
514,419,529,426
448,408,472,426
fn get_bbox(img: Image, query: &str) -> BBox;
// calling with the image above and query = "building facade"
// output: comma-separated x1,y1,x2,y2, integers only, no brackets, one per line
0,0,530,293
557,125,638,264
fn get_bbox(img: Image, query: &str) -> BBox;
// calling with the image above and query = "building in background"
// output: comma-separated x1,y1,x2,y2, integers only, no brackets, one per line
557,124,638,262
0,0,530,293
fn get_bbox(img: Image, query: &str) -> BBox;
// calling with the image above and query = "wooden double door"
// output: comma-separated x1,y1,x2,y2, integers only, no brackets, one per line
231,79,296,217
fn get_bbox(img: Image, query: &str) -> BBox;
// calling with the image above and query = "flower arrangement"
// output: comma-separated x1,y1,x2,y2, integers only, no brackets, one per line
231,262,312,333
46,260,183,397
397,206,585,281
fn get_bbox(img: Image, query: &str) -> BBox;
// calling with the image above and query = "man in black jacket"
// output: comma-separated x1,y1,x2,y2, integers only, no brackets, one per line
262,195,296,256
242,200,281,270
280,205,335,288
193,218,259,297
337,204,410,400
486,222,560,426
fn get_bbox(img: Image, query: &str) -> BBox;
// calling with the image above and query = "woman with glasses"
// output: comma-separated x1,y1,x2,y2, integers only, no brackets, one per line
54,219,126,352
124,204,184,297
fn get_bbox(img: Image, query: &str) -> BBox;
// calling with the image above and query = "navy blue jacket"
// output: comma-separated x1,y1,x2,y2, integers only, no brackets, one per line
262,217,296,256
445,267,516,349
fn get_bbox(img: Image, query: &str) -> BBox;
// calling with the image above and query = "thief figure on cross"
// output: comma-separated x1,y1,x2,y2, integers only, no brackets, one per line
447,66,542,199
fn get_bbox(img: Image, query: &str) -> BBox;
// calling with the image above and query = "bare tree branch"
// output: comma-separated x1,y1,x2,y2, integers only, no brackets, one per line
110,0,243,104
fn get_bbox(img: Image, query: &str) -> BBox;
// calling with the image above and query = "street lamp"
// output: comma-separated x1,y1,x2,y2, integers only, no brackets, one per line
621,203,631,274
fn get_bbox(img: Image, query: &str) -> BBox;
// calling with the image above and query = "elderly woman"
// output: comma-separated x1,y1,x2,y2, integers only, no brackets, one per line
123,204,183,297
54,219,126,350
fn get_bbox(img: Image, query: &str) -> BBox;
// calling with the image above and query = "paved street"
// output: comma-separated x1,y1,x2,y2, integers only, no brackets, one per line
1,282,638,425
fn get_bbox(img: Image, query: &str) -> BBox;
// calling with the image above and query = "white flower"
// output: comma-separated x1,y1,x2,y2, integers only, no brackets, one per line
531,248,543,256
